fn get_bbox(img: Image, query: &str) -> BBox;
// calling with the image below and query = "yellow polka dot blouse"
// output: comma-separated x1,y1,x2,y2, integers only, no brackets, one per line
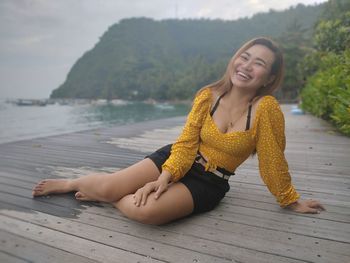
162,88,300,207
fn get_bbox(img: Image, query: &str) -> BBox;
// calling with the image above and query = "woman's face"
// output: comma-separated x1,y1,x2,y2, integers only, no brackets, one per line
230,44,275,93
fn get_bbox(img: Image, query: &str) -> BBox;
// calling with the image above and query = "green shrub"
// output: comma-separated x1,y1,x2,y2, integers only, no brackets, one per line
300,50,350,135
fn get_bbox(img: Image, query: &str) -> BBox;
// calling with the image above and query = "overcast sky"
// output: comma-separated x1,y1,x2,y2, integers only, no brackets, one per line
0,0,327,99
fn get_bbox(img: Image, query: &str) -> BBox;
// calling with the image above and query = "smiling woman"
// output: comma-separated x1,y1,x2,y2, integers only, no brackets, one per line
32,37,325,225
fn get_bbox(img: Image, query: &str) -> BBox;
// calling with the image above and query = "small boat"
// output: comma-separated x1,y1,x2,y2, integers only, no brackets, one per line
16,99,47,106
155,103,175,110
291,105,304,115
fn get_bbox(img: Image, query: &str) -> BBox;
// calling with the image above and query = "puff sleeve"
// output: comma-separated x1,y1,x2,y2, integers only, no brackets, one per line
162,88,211,182
255,96,300,207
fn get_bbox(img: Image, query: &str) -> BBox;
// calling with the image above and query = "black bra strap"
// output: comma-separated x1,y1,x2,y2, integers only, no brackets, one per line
245,104,253,130
210,91,227,116
211,92,254,130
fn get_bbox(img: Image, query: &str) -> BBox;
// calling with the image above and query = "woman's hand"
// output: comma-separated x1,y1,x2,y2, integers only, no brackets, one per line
287,199,326,214
133,171,172,207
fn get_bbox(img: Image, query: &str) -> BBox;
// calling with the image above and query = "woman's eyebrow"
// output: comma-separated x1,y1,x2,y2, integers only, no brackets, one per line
242,51,267,65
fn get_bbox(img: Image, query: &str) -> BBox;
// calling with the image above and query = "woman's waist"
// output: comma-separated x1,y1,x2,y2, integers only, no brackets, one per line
194,152,233,180
198,145,246,172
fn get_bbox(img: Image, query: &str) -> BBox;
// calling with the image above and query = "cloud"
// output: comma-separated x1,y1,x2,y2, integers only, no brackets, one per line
0,0,328,98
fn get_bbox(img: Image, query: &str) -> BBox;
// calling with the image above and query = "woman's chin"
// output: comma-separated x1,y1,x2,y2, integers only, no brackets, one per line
232,81,251,89
231,83,259,94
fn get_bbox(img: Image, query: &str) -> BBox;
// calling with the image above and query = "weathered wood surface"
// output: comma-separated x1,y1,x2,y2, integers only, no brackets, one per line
0,104,349,263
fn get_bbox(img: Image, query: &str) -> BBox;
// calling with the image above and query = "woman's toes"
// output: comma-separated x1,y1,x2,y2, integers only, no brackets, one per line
31,179,71,197
75,191,88,200
32,189,42,196
75,191,96,201
38,180,47,185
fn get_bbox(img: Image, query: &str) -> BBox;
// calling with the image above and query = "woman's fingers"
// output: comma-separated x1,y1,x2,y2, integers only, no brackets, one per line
306,207,320,214
133,188,144,207
309,200,326,211
141,187,151,205
154,182,168,200
133,182,156,207
133,192,141,206
305,200,325,213
133,180,170,207
288,199,325,214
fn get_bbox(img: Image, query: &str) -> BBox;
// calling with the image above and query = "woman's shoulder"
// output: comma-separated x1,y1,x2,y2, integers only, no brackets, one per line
256,95,279,105
254,95,281,113
196,87,212,97
193,87,213,105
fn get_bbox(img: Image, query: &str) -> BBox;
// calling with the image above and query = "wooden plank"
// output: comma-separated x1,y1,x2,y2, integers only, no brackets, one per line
1,188,350,262
0,230,98,263
73,206,350,262
233,171,350,189
0,211,235,263
0,250,29,263
236,168,350,185
74,203,350,257
223,194,350,219
227,181,350,205
0,214,164,263
231,182,349,200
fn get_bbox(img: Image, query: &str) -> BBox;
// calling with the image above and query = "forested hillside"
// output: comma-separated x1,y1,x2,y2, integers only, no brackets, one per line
51,3,324,100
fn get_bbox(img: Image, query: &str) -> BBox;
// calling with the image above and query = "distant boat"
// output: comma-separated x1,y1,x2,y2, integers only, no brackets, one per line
291,105,304,115
109,99,129,106
16,99,47,106
91,99,108,105
154,103,175,110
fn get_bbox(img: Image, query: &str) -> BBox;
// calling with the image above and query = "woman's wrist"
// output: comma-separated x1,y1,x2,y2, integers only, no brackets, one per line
286,200,299,210
158,170,172,183
286,200,298,209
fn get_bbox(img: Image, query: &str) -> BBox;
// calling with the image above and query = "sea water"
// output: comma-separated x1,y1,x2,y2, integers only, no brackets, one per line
0,99,190,144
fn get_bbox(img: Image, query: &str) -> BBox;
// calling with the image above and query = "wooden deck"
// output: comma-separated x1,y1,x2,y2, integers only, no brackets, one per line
0,104,349,263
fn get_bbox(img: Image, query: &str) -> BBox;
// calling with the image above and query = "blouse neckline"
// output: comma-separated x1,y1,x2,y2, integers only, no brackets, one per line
206,88,266,136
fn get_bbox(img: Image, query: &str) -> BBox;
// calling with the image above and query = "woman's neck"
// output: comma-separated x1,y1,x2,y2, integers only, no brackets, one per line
225,87,255,108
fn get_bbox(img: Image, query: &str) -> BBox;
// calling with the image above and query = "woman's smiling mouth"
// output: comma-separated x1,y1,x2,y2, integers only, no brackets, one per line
236,71,252,80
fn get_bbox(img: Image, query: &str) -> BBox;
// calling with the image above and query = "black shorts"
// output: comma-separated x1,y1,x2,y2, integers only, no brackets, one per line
145,144,230,214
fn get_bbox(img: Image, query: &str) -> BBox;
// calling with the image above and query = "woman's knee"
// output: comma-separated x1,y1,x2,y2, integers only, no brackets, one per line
135,205,163,225
115,196,163,225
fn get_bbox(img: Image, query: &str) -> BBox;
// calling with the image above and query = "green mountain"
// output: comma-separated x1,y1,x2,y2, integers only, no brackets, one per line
51,3,324,100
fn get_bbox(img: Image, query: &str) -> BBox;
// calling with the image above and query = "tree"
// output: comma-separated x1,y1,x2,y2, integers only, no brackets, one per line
278,19,309,100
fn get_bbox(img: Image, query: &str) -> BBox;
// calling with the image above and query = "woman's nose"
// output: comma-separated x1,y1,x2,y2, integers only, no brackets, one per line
242,60,253,71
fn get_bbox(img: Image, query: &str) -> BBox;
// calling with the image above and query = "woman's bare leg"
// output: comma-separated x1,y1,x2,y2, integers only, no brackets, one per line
114,182,194,225
32,158,160,202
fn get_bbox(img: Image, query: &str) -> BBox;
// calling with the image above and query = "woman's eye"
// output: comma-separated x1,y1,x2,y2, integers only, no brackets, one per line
240,55,248,60
255,62,265,67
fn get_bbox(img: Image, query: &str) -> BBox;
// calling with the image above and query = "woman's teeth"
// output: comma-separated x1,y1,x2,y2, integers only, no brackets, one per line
237,71,251,80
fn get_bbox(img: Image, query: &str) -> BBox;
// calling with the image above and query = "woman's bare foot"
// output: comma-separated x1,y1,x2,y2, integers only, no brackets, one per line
32,179,74,197
75,191,98,202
